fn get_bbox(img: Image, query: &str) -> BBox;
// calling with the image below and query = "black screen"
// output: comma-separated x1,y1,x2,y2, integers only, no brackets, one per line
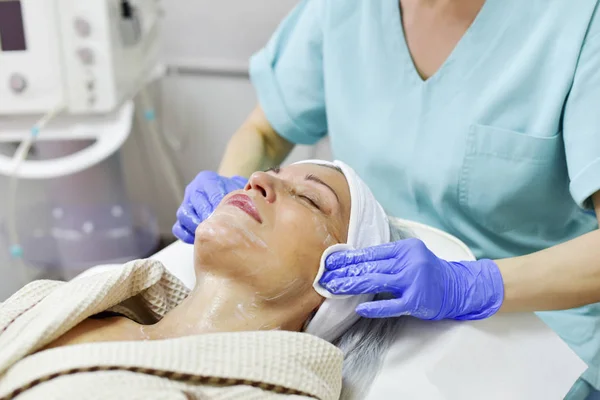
0,1,27,51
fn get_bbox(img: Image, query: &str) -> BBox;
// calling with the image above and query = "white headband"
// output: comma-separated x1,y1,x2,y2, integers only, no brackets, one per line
292,160,390,342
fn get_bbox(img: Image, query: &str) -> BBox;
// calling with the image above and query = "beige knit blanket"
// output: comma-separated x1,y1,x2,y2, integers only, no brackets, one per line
0,259,343,400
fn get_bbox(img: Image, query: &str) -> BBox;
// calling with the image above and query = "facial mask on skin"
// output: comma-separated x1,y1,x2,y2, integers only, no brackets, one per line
293,160,391,342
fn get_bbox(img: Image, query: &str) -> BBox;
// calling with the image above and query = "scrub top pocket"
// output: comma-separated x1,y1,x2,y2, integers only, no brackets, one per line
458,124,570,234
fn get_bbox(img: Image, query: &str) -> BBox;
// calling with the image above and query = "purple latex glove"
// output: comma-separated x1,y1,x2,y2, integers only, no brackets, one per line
320,238,504,320
172,171,248,244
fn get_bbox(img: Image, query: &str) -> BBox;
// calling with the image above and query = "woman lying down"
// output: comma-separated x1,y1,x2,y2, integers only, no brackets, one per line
0,160,411,400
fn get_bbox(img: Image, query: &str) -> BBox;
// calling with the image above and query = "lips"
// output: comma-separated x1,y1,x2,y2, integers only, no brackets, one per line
224,194,262,223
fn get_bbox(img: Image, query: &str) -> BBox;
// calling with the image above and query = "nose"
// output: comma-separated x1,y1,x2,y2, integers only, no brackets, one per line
246,171,277,203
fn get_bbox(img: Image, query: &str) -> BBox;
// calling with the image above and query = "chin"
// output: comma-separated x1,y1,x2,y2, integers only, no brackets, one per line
197,210,267,248
193,216,263,269
195,212,236,243
194,221,228,255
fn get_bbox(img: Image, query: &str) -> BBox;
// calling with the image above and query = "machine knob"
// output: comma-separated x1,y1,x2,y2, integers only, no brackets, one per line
9,73,27,94
77,47,95,65
74,17,92,37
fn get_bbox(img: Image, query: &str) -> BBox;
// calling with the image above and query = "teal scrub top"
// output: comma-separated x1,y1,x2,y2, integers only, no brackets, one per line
249,0,600,391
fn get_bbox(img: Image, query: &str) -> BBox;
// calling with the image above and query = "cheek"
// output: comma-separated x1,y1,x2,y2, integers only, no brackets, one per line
276,207,334,243
273,208,336,276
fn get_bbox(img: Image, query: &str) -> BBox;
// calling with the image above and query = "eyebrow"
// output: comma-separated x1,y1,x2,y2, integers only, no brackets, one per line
265,165,341,204
305,174,340,204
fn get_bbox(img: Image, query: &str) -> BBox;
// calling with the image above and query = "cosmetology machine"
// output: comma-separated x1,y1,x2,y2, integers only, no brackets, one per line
0,0,159,116
0,0,181,285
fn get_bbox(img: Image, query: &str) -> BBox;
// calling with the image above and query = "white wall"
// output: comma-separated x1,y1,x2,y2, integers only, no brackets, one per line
161,0,299,68
132,0,321,234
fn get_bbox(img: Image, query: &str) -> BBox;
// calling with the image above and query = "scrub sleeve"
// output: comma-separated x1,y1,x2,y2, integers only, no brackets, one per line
564,16,600,210
541,13,600,394
249,0,328,145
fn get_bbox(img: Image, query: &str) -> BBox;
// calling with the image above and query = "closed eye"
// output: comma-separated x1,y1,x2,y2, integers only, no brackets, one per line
300,195,321,210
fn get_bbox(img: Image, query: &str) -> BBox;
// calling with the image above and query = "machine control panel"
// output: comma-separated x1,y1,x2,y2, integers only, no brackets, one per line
0,0,160,115
0,0,66,114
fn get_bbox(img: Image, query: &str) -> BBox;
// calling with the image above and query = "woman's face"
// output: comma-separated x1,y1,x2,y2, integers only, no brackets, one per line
194,163,351,307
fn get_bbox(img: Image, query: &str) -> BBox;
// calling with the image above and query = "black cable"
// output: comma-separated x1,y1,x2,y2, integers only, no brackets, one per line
121,0,133,19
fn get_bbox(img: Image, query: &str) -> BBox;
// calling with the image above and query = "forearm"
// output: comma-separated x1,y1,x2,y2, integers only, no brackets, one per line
218,106,294,177
497,228,600,312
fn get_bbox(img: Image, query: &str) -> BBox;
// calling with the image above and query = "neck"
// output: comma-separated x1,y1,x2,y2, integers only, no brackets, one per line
148,272,307,339
402,0,484,11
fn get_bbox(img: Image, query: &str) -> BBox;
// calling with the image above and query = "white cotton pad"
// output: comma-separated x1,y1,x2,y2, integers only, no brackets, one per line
312,243,354,300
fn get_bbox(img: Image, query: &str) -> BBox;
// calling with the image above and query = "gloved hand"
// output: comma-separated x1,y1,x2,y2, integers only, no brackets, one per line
320,238,504,320
172,171,248,243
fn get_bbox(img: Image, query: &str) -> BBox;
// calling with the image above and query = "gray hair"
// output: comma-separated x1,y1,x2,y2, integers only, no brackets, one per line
334,219,413,400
